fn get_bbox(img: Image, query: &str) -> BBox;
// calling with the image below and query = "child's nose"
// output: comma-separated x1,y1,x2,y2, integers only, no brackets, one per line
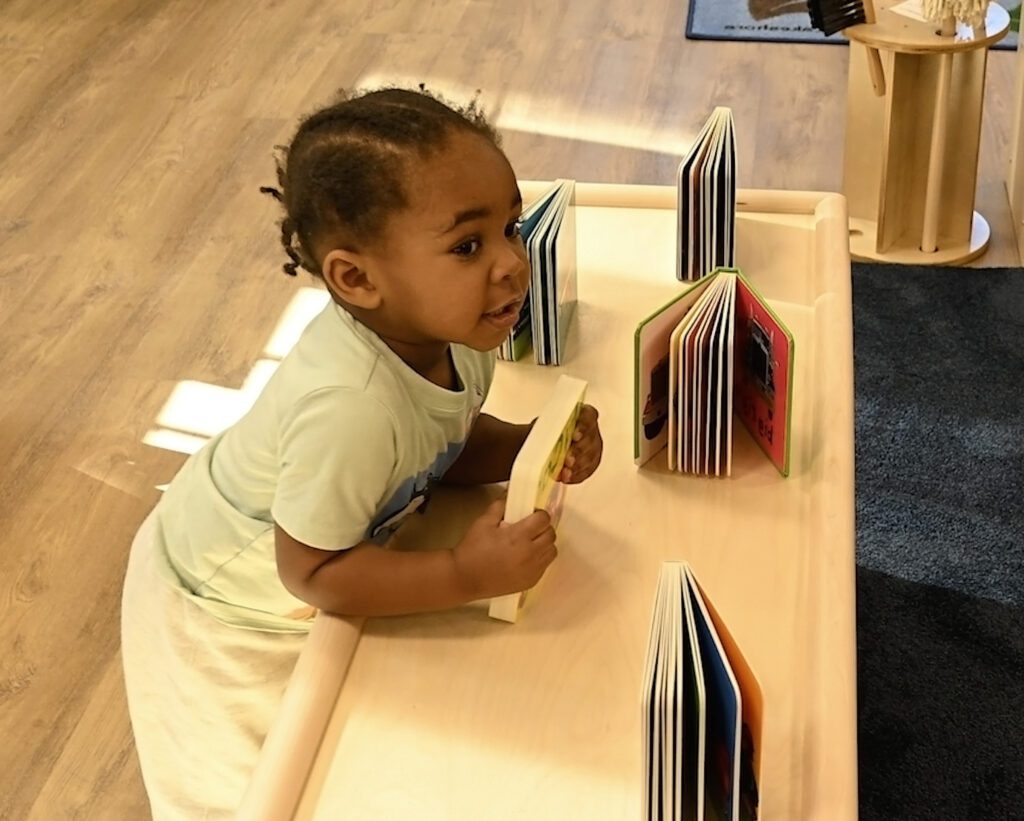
492,245,528,284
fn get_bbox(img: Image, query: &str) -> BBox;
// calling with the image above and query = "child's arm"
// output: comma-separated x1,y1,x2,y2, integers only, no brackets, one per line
441,413,535,485
275,499,556,617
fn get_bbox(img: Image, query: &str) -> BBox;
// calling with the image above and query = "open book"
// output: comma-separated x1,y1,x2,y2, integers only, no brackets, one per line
643,561,763,821
633,267,794,477
488,374,587,622
678,107,736,282
499,179,578,365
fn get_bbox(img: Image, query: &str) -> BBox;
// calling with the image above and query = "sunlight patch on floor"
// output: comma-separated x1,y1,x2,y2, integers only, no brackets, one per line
143,287,330,455
355,72,697,155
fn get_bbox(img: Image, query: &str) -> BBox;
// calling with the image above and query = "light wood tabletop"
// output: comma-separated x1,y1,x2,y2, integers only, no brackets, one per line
845,0,1009,54
264,183,859,821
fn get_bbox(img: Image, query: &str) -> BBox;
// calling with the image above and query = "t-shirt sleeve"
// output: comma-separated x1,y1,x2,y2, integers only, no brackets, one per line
271,387,396,550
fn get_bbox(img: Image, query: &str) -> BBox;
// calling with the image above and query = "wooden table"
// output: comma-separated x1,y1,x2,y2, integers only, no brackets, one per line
259,184,857,820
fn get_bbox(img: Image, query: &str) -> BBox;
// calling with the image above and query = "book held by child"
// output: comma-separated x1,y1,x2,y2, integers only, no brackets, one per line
488,374,587,622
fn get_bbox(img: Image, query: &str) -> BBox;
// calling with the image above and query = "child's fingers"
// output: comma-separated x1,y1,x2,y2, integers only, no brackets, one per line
578,405,599,428
568,436,600,466
484,497,507,522
562,439,603,484
561,458,590,483
559,410,603,483
514,508,552,536
571,405,599,442
530,521,557,548
558,450,578,482
563,461,593,484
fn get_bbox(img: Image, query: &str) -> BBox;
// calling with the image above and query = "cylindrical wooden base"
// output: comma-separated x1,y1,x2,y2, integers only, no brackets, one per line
848,211,990,265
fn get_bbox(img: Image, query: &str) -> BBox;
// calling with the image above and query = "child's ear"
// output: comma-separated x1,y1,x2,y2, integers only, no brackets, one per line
322,248,381,309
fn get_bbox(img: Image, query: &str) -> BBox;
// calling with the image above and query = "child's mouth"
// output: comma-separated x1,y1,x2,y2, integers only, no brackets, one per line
483,298,523,329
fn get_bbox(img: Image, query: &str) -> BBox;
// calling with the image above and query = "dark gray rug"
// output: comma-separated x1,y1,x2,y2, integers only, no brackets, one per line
852,263,1024,820
686,0,1020,50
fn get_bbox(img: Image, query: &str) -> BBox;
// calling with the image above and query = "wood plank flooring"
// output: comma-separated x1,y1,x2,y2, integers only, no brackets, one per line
1,1,1019,817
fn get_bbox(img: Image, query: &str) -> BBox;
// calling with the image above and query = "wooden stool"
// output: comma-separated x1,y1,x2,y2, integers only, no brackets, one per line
843,1,1009,265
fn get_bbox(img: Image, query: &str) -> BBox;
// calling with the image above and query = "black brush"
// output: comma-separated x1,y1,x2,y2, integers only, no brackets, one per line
807,0,886,96
808,0,866,35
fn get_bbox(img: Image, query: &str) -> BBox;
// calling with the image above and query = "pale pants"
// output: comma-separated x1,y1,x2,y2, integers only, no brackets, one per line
120,511,306,819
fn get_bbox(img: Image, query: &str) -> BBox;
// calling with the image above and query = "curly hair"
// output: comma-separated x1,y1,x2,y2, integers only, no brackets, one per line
260,85,501,277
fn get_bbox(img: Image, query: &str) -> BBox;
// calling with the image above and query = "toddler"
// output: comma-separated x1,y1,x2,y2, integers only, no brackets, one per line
121,86,603,819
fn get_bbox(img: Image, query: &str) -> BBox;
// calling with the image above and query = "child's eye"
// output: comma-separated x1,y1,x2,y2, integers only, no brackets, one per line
452,238,481,257
505,219,523,239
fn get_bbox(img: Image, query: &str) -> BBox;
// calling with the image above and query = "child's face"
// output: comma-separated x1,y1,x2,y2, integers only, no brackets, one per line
362,130,530,354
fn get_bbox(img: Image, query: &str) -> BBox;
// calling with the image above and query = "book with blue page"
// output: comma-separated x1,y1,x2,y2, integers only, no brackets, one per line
498,179,577,365
643,561,763,821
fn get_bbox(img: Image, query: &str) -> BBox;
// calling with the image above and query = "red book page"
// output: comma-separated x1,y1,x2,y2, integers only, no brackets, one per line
733,276,794,475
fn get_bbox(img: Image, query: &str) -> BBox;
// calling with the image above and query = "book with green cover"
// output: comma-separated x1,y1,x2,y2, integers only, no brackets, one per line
633,268,794,477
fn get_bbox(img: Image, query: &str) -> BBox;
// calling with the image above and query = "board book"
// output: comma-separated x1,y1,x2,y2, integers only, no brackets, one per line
642,561,763,821
488,374,587,622
633,267,794,477
499,178,578,366
677,107,736,282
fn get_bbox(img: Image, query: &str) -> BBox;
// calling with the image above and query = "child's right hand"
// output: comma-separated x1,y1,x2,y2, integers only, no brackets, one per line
453,498,557,599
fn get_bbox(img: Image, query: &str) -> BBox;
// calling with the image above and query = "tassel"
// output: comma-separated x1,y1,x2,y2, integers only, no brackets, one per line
921,0,989,28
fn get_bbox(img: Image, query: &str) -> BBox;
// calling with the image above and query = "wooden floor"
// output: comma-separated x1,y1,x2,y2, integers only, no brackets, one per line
1,1,1020,817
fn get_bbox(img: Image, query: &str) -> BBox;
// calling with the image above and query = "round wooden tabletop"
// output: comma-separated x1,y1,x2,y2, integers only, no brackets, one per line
844,0,1010,53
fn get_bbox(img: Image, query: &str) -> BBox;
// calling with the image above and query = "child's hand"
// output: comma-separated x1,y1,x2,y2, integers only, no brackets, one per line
559,404,603,484
453,499,557,598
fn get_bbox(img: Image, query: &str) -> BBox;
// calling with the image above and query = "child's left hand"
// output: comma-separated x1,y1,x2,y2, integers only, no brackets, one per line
558,404,603,484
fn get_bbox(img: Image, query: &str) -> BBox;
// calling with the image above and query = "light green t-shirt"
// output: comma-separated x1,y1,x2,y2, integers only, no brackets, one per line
152,302,495,632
